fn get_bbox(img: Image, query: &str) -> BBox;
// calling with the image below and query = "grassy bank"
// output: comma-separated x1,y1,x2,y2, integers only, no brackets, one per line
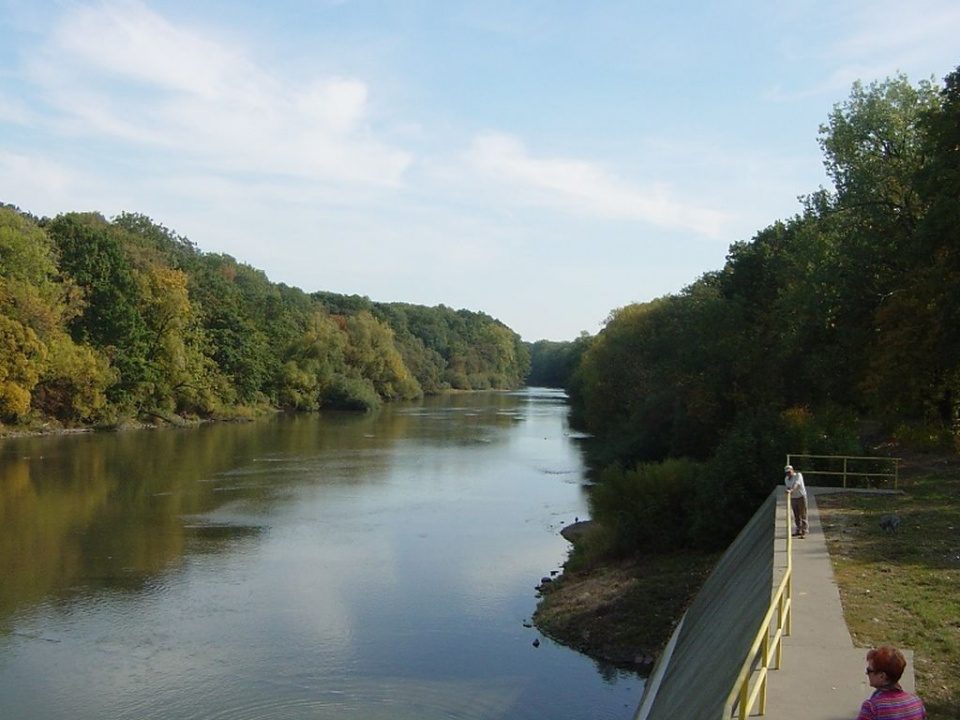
816,454,960,720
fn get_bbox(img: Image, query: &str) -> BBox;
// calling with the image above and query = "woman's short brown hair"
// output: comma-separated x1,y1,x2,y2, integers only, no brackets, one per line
867,646,907,683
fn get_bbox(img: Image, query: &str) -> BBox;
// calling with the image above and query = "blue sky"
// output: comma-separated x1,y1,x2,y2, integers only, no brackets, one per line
1,1,958,341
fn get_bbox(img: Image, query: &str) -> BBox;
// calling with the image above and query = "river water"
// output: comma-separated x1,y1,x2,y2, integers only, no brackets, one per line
0,388,642,719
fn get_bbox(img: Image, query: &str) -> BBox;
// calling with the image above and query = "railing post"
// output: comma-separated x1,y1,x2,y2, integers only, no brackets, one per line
785,496,792,637
759,671,768,715
760,633,770,713
775,593,784,668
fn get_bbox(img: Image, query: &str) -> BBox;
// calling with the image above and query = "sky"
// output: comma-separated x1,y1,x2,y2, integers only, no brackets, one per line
1,1,958,341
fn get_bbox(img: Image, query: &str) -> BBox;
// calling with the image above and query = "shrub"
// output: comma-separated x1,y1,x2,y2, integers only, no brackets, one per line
320,375,382,412
589,458,705,554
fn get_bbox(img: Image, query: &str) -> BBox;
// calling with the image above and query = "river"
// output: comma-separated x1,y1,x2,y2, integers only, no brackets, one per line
0,388,642,719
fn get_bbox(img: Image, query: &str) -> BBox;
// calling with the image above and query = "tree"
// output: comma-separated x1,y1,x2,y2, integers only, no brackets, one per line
814,74,946,420
278,311,347,410
819,74,938,235
112,212,200,270
46,213,150,405
342,311,421,401
31,335,114,424
0,206,80,337
136,264,221,416
0,315,44,421
188,254,276,404
876,65,960,431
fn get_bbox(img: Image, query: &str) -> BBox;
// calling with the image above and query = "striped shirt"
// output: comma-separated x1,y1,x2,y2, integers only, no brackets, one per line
857,686,927,719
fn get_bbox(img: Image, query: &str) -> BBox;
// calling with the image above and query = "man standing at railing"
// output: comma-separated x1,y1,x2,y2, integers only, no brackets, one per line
784,465,808,538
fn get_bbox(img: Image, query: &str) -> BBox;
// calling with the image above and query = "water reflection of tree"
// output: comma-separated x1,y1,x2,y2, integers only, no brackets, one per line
0,395,535,623
0,418,300,619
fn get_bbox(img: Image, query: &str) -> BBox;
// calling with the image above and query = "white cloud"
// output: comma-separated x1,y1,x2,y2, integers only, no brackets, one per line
0,150,82,212
26,0,413,186
833,0,960,71
0,91,33,125
785,0,960,97
296,78,370,134
464,132,730,237
50,0,241,98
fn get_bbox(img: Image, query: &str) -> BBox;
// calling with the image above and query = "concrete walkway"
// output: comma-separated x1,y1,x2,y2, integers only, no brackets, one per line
762,489,915,720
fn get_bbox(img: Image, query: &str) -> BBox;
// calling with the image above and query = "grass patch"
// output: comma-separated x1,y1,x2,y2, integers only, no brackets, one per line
816,455,960,720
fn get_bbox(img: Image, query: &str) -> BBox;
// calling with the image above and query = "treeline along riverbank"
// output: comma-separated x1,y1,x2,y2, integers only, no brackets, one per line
0,206,530,433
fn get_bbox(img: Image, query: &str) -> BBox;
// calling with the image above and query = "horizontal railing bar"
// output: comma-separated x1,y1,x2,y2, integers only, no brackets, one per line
801,470,895,477
787,454,900,462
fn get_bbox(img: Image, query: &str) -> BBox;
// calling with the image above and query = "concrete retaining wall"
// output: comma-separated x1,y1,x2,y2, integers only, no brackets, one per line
635,490,781,720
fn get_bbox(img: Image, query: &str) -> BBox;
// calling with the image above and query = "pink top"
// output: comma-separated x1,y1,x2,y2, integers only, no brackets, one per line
857,686,927,720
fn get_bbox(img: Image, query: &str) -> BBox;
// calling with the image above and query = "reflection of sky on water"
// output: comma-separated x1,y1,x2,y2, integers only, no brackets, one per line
0,389,642,719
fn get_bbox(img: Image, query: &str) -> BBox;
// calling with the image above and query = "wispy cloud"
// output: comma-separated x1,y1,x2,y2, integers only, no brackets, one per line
832,0,960,71
780,0,960,98
464,132,730,237
24,0,412,186
0,150,84,207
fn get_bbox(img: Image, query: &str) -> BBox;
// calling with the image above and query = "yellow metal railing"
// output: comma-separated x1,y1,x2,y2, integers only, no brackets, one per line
724,495,793,719
786,454,900,489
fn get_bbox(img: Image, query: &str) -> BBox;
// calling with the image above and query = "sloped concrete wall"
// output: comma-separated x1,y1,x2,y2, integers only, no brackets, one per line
635,490,780,720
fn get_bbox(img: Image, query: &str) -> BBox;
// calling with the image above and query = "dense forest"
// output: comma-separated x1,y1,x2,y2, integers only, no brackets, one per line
0,207,530,430
542,68,960,555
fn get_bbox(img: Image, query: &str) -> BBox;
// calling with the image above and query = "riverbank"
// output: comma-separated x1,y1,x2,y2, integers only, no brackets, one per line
0,407,268,439
532,537,720,673
533,450,960,718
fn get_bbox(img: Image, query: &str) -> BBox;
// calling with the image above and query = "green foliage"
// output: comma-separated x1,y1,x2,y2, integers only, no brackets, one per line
526,337,587,388
585,405,861,555
46,213,151,405
698,407,798,544
819,74,938,233
575,291,733,464
0,207,80,338
589,458,704,553
368,302,529,392
390,331,448,394
0,206,60,286
320,375,382,412
278,311,347,410
0,204,527,430
111,211,200,269
188,254,281,404
342,312,421,401
0,314,44,422
569,67,960,557
32,334,114,424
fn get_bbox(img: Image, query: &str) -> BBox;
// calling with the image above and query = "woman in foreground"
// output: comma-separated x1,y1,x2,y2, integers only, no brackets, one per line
858,645,927,720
